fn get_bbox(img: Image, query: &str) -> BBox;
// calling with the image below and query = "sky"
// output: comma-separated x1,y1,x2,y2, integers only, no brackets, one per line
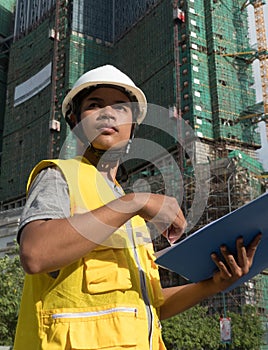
247,3,268,170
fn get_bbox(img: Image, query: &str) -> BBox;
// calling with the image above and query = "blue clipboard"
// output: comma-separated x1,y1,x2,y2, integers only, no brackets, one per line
155,192,268,292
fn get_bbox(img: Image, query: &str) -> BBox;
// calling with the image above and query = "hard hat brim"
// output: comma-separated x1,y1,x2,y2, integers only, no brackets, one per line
62,81,147,124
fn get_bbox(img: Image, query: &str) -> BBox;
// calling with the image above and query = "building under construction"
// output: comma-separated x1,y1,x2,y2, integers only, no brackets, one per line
0,0,268,347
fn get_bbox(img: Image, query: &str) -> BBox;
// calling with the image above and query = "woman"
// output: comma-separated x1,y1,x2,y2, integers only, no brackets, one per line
14,65,261,350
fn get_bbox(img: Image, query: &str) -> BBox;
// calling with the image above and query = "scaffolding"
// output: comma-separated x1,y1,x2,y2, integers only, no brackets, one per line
172,0,262,147
48,0,69,158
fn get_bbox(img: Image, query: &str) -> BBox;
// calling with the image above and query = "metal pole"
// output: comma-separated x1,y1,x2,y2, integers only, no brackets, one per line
222,292,226,317
222,292,230,349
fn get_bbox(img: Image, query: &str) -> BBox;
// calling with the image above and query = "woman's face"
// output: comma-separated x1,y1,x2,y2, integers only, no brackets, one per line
78,87,133,151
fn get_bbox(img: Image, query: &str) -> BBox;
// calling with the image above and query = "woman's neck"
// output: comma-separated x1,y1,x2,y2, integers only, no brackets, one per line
83,146,119,182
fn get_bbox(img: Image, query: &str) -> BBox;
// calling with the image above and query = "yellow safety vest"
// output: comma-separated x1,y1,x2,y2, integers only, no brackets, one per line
14,157,166,350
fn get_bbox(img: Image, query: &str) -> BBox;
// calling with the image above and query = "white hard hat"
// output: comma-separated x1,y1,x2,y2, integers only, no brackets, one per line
62,64,147,124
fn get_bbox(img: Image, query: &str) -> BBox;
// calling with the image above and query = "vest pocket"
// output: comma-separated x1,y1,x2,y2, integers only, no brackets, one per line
42,306,141,349
83,248,132,294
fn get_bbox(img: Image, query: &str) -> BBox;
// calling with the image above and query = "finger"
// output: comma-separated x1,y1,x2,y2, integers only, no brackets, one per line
211,253,232,278
167,226,184,244
220,245,243,277
246,232,262,263
173,213,187,232
168,212,187,242
236,237,248,273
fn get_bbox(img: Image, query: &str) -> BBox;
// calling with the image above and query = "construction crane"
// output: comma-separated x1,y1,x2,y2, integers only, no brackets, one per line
222,1,268,128
241,0,268,126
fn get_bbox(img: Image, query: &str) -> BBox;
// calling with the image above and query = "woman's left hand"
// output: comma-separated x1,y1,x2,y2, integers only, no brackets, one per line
210,233,262,292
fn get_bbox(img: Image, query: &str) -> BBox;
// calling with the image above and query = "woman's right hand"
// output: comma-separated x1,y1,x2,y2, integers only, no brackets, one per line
133,193,187,242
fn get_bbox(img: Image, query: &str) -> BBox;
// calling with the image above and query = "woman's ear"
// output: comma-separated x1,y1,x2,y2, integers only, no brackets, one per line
66,113,77,130
70,113,77,127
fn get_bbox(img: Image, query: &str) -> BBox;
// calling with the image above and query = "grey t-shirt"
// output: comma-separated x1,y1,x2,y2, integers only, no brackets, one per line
18,166,126,241
18,167,70,242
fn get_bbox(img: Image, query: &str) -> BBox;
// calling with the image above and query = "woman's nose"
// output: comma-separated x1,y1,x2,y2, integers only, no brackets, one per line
98,105,116,120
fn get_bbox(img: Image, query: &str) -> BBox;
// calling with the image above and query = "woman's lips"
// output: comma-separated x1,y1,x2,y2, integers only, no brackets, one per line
96,124,118,134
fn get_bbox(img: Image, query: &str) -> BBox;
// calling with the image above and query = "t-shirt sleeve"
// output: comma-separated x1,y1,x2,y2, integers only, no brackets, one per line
17,166,70,242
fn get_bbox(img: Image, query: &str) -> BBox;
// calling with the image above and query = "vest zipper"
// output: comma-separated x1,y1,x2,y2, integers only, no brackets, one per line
52,307,138,320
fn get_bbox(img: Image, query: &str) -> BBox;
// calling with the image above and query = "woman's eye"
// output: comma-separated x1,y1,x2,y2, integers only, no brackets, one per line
114,103,130,112
87,103,100,110
115,104,125,111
